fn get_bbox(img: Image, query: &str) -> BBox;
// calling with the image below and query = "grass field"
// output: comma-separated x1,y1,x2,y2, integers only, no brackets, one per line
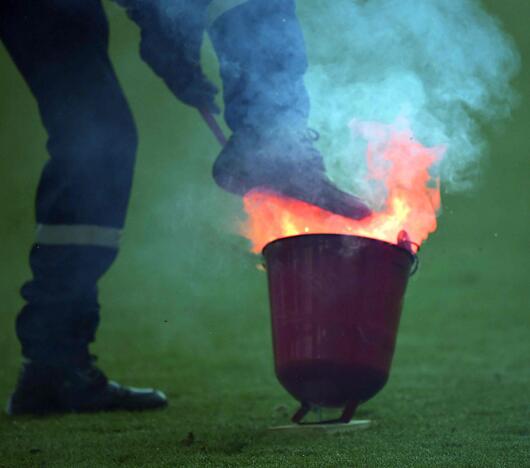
0,1,529,466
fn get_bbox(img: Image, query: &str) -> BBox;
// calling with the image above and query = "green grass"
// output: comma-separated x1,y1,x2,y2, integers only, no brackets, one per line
0,1,529,466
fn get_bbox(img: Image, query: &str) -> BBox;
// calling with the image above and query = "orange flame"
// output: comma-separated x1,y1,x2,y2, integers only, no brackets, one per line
241,120,443,253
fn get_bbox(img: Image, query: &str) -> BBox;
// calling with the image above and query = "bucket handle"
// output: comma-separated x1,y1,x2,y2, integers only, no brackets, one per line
408,251,420,276
291,401,358,425
395,240,420,276
397,230,420,276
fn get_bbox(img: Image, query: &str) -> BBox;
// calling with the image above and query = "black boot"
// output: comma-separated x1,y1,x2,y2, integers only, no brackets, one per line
213,126,372,220
7,358,167,415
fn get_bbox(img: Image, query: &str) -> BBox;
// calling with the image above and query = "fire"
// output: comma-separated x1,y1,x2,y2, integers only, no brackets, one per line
241,120,443,253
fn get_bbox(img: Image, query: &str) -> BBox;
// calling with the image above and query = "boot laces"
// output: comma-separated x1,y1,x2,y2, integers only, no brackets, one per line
300,128,320,144
297,128,323,166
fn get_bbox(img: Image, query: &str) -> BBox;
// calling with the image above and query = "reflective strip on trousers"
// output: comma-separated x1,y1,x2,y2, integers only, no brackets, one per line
35,224,122,249
207,0,248,28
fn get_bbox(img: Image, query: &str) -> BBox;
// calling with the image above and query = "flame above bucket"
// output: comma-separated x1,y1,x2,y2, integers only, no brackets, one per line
241,120,444,253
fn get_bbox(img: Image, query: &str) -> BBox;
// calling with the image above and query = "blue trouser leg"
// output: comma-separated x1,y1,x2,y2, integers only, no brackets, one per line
208,0,310,132
0,0,137,364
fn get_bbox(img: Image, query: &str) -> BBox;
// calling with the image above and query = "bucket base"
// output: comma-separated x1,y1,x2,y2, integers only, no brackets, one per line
268,419,371,433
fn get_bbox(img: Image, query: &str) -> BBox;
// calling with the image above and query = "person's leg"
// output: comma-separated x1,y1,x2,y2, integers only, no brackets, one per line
208,0,309,132
1,0,166,413
0,0,136,365
207,0,370,220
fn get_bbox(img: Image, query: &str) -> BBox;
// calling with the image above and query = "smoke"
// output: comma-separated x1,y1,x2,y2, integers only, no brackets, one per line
112,0,520,201
297,0,520,196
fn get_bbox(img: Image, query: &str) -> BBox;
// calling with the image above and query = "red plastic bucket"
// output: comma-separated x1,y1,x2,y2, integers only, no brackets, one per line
263,234,416,424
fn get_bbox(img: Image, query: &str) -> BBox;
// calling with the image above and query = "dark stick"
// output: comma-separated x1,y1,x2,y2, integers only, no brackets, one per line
199,108,228,147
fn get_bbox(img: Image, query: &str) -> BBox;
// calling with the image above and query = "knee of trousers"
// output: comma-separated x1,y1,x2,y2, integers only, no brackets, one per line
38,100,139,227
46,102,139,173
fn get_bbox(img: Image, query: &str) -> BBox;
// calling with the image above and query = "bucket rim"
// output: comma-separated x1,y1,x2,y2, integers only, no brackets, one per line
262,233,416,263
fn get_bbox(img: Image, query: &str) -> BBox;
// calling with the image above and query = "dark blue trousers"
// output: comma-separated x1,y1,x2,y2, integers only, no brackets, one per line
208,0,310,131
0,0,309,364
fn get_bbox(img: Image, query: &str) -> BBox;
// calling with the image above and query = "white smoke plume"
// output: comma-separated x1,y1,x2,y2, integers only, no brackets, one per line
298,0,520,197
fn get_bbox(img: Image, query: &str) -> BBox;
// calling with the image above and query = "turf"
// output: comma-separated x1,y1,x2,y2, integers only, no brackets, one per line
0,1,528,466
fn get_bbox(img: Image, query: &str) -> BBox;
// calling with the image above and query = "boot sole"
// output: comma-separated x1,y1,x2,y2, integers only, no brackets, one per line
214,162,372,220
